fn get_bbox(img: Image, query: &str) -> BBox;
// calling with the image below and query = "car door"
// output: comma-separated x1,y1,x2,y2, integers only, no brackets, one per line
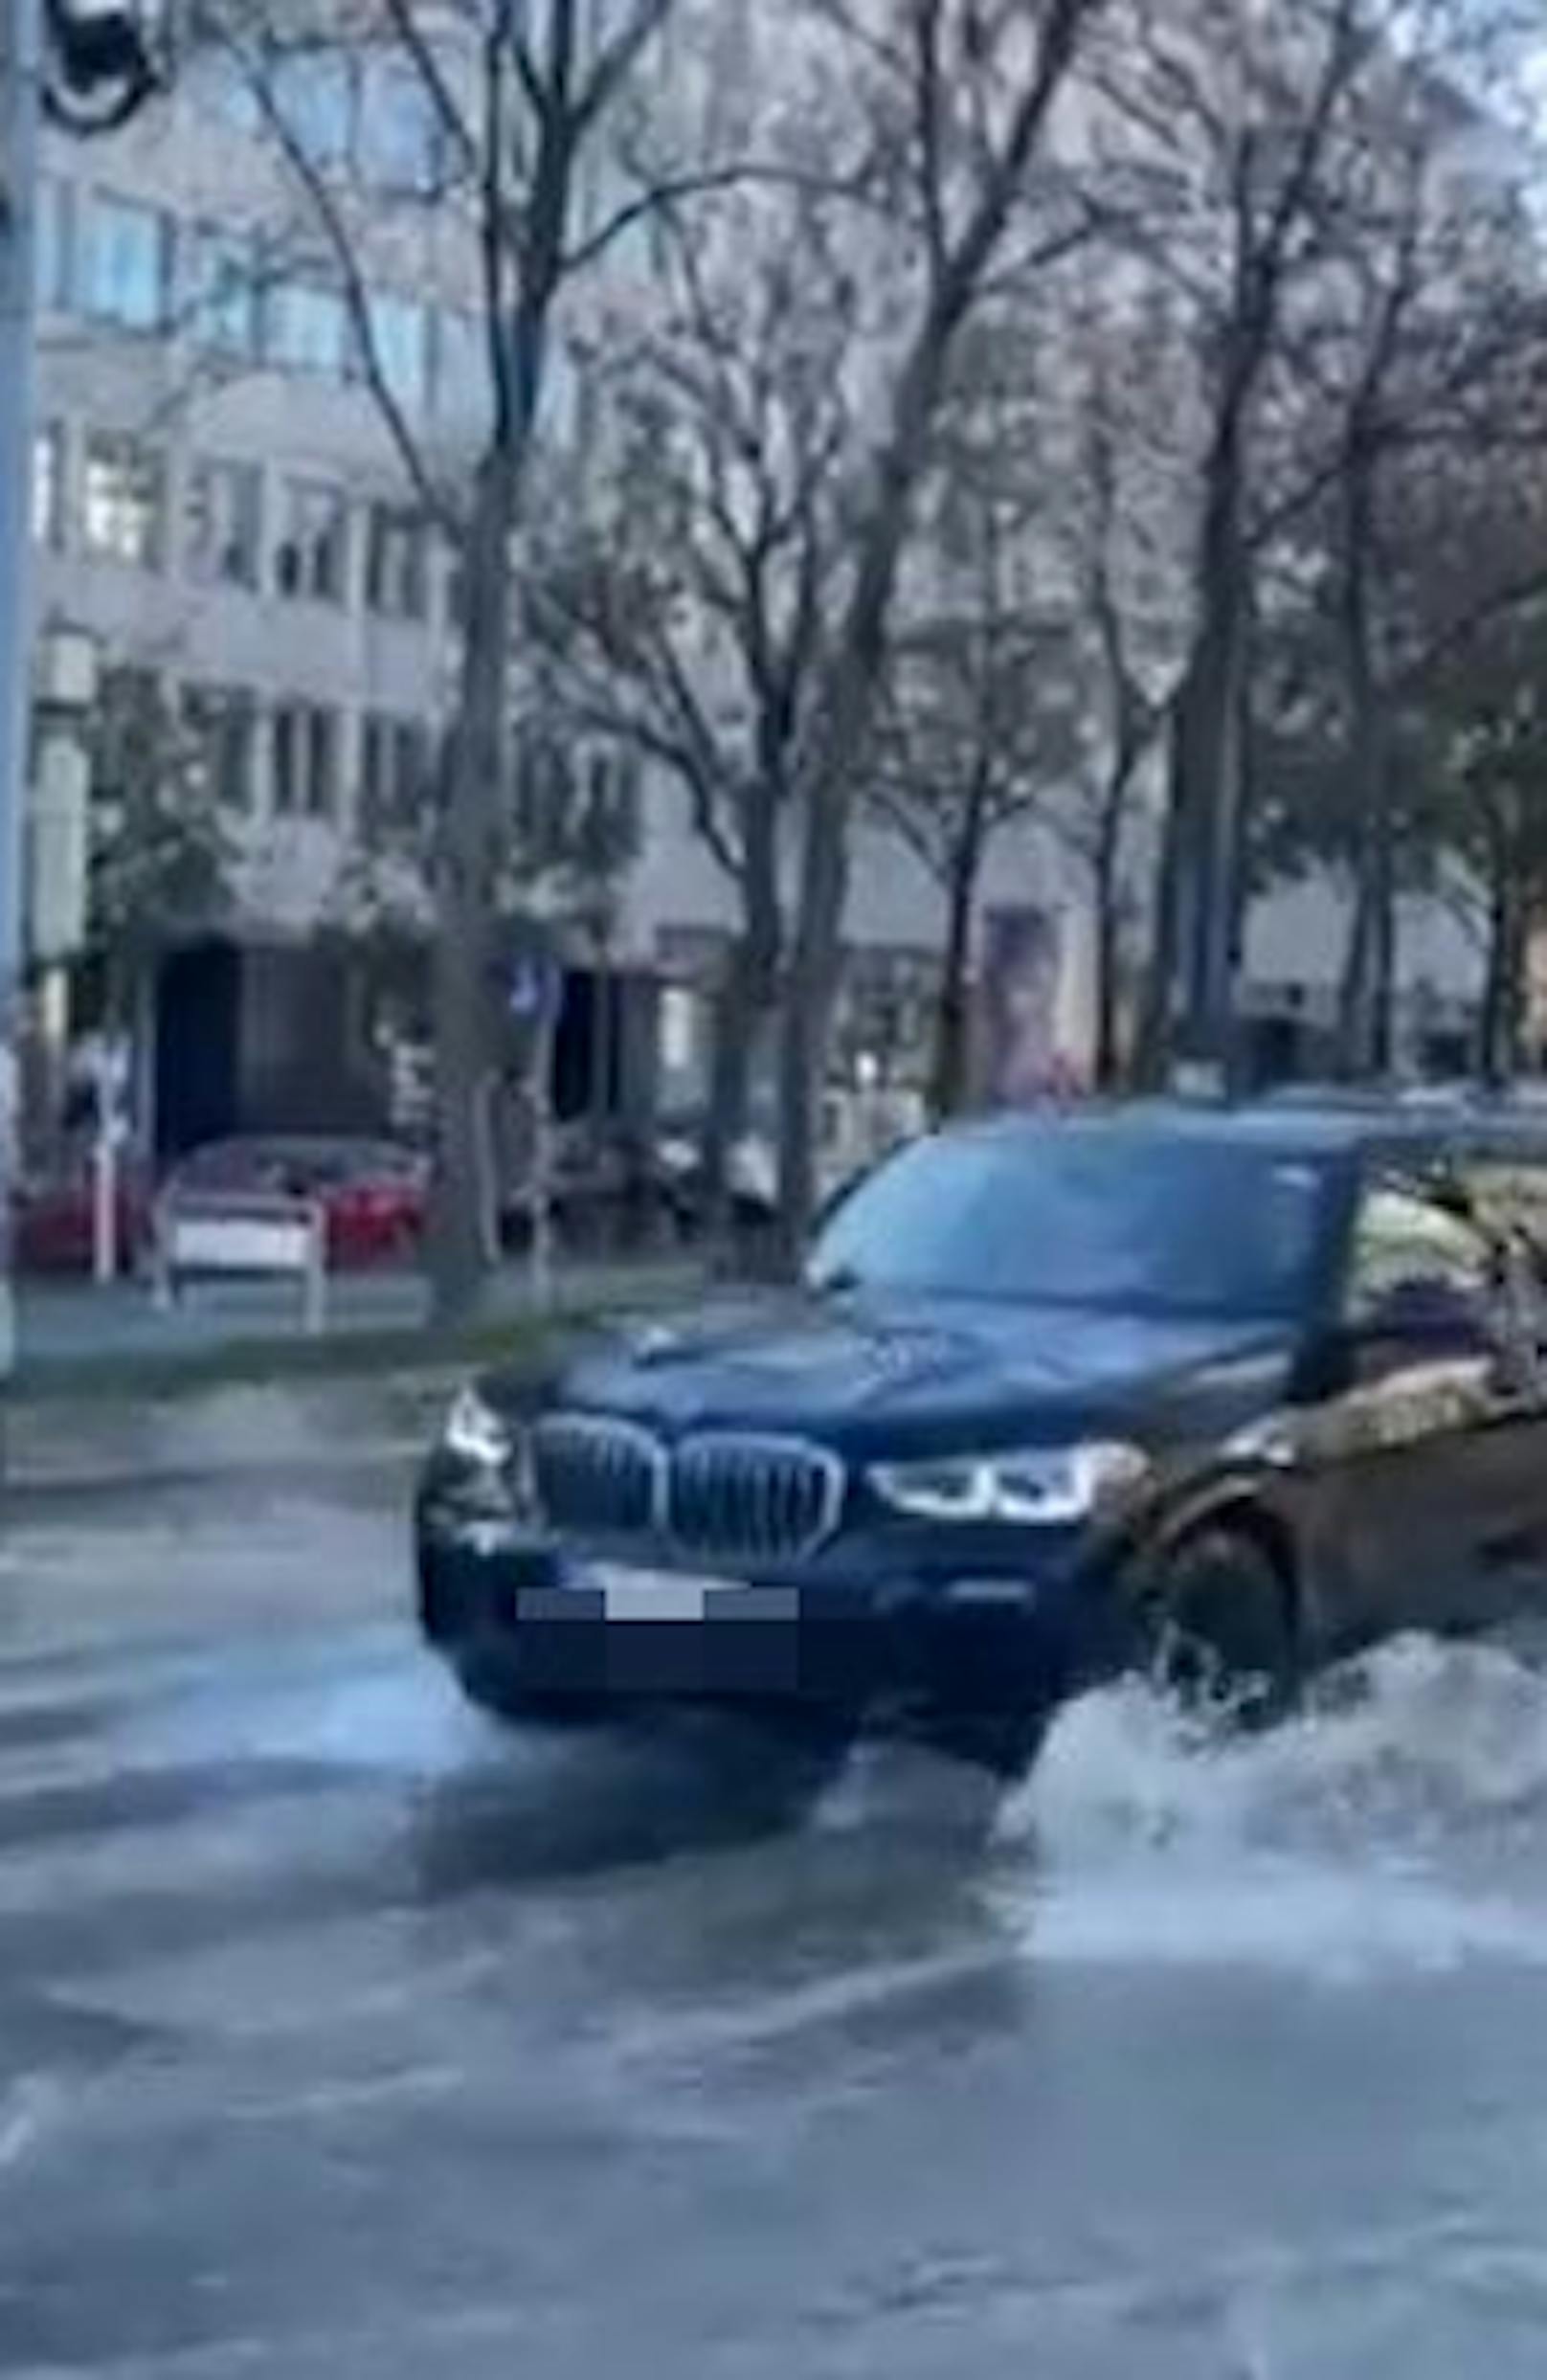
1309,1164,1516,1643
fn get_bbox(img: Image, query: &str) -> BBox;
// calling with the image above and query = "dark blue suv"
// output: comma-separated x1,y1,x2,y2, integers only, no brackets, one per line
416,1101,1547,1771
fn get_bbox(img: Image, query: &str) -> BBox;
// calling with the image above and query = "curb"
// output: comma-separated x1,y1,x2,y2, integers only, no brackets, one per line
7,1436,432,1503
7,1269,704,1407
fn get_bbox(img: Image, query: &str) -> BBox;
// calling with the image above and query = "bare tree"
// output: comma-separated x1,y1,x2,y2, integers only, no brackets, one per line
1237,13,1547,1075
529,177,857,1220
1040,292,1187,1084
872,366,1085,1116
206,0,734,1314
1095,0,1374,1080
774,0,1104,1244
88,666,234,1050
1252,415,1547,1081
1100,0,1547,1083
1311,52,1547,1072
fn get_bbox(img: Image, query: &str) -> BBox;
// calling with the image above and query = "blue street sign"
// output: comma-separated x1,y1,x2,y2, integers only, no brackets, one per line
508,955,562,1023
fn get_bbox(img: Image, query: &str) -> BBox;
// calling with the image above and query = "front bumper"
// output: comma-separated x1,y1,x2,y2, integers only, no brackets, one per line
416,1493,1122,1727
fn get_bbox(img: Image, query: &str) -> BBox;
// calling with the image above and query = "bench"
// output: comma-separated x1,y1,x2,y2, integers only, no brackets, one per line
152,1193,328,1334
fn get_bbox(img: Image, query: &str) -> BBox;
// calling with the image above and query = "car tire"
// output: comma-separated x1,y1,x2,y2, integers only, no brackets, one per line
1135,1525,1300,1727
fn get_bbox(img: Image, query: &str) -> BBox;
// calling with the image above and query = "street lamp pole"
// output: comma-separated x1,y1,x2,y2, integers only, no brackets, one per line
0,0,41,1401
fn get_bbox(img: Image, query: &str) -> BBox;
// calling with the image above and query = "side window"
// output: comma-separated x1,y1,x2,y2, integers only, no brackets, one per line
1456,1159,1547,1352
1456,1162,1547,1280
1345,1177,1493,1326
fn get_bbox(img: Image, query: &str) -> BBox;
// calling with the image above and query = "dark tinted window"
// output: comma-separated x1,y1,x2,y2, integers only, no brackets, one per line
174,1141,263,1187
1345,1179,1493,1323
1457,1159,1547,1268
808,1127,1332,1319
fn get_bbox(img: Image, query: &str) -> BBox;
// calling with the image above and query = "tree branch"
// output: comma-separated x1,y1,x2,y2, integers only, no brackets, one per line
231,34,459,539
378,0,481,183
574,0,673,137
912,0,950,277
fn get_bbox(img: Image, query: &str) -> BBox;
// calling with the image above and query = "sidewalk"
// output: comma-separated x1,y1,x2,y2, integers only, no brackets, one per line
13,1253,703,1393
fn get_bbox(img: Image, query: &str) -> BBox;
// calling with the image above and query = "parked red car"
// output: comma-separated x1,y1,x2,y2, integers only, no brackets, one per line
165,1136,429,1268
11,1165,148,1275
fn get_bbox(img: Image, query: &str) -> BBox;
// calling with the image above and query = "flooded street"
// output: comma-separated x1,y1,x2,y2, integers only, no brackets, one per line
7,1392,1547,2376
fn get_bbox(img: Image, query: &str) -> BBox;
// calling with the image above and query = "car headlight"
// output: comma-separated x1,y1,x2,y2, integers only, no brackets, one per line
870,1441,1149,1525
442,1384,513,1471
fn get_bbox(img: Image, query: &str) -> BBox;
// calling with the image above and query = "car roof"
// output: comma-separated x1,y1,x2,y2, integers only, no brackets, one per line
182,1134,412,1161
955,1095,1547,1165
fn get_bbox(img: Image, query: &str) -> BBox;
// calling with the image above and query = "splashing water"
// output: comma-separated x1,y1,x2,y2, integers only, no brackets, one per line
988,1633,1547,1979
132,1642,512,1782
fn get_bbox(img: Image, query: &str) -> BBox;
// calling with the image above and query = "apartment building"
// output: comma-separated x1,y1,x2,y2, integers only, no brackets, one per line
25,7,1491,1156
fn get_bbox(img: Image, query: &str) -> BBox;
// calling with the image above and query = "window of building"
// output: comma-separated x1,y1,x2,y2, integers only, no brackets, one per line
365,505,428,620
357,59,440,193
272,701,341,818
1345,1179,1494,1326
191,49,261,136
184,685,257,810
90,665,163,815
265,281,348,380
366,293,430,414
78,193,169,330
187,458,263,588
32,424,64,549
273,47,354,168
191,227,261,359
275,480,348,603
81,433,165,567
581,746,642,852
35,179,73,311
511,728,568,860
360,712,432,833
433,310,492,438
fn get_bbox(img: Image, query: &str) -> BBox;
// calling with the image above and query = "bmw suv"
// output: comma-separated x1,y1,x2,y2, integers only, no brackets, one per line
416,1101,1547,1770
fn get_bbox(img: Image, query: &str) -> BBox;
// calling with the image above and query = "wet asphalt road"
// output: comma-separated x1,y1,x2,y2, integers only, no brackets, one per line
9,1389,1547,2376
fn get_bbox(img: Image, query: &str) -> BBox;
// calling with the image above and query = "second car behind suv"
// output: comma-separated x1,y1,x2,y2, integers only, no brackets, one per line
417,1100,1547,1771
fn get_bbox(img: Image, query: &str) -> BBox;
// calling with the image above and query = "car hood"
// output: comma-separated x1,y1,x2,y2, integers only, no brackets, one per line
529,1290,1296,1455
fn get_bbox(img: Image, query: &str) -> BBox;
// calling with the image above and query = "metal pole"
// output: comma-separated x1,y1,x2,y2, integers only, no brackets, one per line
529,1002,555,1314
91,1048,118,1285
0,0,40,1399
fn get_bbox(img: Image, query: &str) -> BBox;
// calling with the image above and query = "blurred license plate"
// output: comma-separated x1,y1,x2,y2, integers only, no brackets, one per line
589,1564,744,1622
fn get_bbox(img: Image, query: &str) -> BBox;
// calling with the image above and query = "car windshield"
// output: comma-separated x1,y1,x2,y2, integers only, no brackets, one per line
806,1126,1334,1320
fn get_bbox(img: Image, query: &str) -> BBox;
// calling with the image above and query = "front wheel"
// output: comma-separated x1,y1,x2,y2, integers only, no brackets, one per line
1134,1527,1300,1728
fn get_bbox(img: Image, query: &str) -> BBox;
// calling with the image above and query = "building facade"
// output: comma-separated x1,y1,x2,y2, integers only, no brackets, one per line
23,9,1493,1160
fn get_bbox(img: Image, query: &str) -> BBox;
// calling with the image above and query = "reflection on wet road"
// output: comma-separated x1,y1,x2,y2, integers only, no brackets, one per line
9,1418,1547,2376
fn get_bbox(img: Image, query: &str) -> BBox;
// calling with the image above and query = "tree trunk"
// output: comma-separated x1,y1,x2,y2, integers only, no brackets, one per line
702,933,776,1229
427,453,515,1323
930,764,990,1122
1168,418,1249,1072
1372,787,1397,1075
775,0,1095,1254
1479,808,1524,1086
1335,871,1370,1075
702,788,781,1232
778,817,847,1266
778,318,979,1248
1334,430,1392,1080
1092,806,1124,1091
1480,859,1509,1085
1134,696,1187,1089
930,844,977,1124
132,961,157,1167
